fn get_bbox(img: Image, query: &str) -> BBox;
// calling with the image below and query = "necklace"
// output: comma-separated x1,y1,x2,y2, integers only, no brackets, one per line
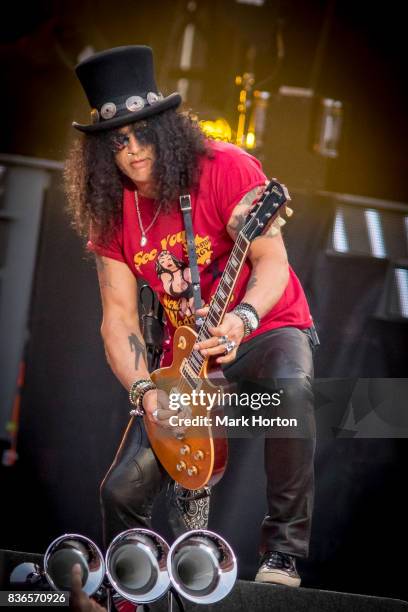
134,190,162,247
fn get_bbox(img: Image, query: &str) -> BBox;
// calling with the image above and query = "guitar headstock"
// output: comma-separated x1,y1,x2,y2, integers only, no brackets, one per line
242,179,293,241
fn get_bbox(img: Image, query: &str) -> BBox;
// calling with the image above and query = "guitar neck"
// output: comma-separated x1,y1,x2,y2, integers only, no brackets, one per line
199,233,250,339
184,232,250,377
181,178,289,383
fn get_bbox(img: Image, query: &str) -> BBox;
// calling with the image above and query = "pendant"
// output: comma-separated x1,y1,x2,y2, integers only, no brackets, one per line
140,235,147,247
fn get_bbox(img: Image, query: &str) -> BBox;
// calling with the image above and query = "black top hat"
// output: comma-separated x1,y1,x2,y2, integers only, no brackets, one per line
72,45,182,133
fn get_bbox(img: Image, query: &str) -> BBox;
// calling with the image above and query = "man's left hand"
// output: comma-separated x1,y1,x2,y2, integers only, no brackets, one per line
193,307,244,364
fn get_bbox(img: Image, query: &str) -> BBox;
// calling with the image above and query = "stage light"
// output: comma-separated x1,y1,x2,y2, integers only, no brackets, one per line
236,0,265,5
106,529,170,604
332,209,349,253
167,530,237,605
313,98,343,158
364,209,386,258
395,267,408,318
245,131,256,148
329,200,408,260
377,261,408,320
199,119,232,142
44,534,105,595
246,90,270,149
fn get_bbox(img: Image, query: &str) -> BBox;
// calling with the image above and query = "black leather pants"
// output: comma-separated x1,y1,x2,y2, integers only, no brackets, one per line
222,326,316,558
100,414,170,549
100,326,316,557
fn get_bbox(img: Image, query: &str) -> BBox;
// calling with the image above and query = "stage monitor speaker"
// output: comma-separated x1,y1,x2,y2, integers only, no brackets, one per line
0,549,43,589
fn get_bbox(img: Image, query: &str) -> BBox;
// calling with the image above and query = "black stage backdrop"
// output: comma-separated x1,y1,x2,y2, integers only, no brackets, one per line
2,174,408,601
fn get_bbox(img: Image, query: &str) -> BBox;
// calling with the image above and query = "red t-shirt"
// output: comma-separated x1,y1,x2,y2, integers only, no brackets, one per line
87,140,312,365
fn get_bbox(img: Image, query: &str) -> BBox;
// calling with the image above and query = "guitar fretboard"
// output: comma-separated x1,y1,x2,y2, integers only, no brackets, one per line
180,232,250,387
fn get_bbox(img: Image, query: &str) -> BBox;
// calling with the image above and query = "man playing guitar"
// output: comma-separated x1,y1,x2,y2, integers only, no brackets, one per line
66,45,317,588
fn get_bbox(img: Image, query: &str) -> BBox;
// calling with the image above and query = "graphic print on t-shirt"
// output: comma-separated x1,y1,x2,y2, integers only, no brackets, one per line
155,250,194,319
133,231,214,329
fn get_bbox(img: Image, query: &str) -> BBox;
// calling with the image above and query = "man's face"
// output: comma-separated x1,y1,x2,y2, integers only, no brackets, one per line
112,124,155,187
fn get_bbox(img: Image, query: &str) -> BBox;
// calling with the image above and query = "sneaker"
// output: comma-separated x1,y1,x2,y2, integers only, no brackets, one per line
255,551,301,587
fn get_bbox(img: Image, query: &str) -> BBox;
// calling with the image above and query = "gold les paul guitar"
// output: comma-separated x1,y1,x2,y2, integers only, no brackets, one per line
144,180,292,490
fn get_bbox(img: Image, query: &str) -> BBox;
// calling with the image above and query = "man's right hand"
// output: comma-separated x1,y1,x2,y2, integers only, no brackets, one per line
143,388,189,435
142,388,176,429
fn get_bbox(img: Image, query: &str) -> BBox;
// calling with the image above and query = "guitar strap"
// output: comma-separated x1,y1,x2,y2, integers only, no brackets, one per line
179,194,204,330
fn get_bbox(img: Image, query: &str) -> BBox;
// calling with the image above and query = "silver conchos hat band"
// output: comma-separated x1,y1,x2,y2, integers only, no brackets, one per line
91,92,164,124
72,46,182,132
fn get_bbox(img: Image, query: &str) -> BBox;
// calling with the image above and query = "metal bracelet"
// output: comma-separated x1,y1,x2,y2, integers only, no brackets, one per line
236,302,260,324
232,309,252,337
232,303,260,337
129,379,157,411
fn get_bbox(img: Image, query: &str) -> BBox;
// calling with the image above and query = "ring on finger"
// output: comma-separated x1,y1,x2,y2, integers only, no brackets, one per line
218,335,229,345
223,340,236,355
152,408,159,420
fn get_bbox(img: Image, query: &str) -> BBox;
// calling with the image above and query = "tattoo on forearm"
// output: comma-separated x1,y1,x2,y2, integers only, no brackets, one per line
227,187,260,238
228,212,247,235
247,273,258,291
95,255,115,288
239,187,261,208
128,333,147,369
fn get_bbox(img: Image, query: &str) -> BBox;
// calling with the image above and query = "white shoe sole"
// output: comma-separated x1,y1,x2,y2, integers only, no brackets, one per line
255,569,301,587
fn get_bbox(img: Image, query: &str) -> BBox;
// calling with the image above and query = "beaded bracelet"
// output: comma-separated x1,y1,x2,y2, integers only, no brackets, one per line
129,378,151,405
129,383,156,417
129,379,157,416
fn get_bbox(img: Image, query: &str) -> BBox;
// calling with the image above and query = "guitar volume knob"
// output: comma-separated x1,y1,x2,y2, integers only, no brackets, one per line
187,465,198,476
180,444,191,456
176,461,187,472
193,450,204,461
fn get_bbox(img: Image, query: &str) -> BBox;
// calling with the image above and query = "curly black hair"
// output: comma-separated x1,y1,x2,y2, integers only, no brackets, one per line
64,109,212,248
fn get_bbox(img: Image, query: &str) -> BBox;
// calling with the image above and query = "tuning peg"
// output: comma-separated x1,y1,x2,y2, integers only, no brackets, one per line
276,216,286,227
282,185,292,201
268,225,280,236
285,206,294,217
